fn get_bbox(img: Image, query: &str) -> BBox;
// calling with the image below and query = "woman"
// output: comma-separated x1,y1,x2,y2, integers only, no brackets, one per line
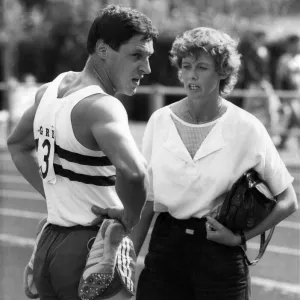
134,27,298,300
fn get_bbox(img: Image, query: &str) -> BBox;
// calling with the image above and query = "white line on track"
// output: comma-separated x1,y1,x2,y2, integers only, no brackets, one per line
0,190,43,201
0,208,46,219
247,242,300,256
251,276,300,295
0,234,35,247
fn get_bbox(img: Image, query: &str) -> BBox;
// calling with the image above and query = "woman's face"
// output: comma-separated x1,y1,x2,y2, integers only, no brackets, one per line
180,52,223,100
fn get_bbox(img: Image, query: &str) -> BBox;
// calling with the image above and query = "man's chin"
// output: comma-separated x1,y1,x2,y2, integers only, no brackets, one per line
115,85,137,96
124,88,137,96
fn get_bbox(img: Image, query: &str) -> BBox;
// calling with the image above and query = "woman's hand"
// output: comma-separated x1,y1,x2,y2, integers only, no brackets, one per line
206,216,241,246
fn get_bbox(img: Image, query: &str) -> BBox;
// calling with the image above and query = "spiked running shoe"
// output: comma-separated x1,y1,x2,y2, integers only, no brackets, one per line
78,219,125,300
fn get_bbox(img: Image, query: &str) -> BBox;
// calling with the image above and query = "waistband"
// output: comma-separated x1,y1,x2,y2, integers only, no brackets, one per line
47,223,100,232
160,212,207,231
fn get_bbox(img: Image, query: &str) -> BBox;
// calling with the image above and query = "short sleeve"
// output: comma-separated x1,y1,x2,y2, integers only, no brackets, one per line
142,115,155,202
255,126,294,196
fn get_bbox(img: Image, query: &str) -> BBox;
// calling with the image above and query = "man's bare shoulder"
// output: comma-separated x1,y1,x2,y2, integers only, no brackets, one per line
35,83,50,106
84,93,128,123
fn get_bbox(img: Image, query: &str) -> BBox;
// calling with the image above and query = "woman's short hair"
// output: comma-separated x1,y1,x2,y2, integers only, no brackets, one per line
170,27,241,97
87,4,158,54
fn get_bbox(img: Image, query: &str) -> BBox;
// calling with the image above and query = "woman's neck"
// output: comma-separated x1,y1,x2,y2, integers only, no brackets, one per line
186,96,224,124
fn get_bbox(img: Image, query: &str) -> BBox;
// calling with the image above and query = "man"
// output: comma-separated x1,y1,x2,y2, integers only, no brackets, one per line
7,4,158,300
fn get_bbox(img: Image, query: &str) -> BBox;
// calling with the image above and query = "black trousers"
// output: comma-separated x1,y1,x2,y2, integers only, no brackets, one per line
137,213,250,300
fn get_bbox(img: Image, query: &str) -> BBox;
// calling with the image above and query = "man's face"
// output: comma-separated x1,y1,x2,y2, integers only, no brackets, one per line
107,35,154,96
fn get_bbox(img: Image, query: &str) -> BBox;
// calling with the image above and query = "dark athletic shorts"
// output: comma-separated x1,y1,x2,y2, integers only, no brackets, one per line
33,223,135,300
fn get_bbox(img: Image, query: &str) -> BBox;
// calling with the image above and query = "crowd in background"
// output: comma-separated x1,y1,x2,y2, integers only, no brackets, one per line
1,29,300,152
230,30,300,150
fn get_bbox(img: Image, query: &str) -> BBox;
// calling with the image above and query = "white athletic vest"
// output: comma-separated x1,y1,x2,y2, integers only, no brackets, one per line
33,72,123,226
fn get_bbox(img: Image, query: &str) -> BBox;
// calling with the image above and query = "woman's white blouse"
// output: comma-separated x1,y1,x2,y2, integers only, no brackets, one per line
142,100,294,219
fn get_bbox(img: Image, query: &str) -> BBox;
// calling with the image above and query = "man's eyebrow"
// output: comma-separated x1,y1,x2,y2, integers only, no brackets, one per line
132,47,153,56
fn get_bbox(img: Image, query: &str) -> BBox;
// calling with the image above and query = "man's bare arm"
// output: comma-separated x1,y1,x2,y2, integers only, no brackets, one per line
130,201,154,256
87,96,148,230
7,85,49,198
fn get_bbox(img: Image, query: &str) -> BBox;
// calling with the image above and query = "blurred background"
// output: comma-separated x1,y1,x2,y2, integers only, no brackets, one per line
0,0,299,299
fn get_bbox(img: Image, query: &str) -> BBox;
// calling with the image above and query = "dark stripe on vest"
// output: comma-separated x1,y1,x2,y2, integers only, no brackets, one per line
55,144,112,166
35,139,112,166
53,164,116,186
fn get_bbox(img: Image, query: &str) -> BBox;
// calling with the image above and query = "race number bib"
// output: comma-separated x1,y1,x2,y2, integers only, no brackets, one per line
37,125,56,184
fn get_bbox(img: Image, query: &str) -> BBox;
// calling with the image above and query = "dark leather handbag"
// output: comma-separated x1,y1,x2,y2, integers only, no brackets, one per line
217,169,277,266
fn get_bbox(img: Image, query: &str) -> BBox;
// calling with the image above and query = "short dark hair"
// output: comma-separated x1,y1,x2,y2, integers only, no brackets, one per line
87,4,158,54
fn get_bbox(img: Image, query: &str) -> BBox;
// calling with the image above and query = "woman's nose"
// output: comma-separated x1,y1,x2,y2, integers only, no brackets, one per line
189,69,198,80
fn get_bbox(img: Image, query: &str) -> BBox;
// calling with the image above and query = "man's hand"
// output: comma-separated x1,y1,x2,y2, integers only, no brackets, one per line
90,206,133,234
205,216,241,246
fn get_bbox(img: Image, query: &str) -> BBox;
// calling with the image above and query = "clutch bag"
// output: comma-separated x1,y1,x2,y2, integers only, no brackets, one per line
217,169,277,265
